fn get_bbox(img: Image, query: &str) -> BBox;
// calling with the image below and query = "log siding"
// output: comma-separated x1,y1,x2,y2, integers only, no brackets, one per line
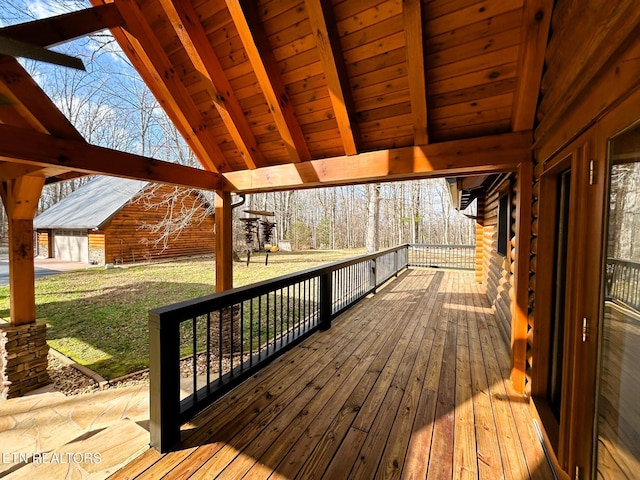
103,185,215,264
481,176,515,349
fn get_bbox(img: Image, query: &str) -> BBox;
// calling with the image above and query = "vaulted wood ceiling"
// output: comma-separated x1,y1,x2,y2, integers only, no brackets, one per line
0,0,552,193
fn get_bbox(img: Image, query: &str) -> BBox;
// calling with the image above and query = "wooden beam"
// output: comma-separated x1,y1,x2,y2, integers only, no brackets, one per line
511,161,533,394
44,172,87,184
0,175,45,325
226,0,311,163
511,0,553,131
0,4,124,48
215,190,233,292
223,131,533,192
0,35,85,71
158,0,264,169
403,0,429,144
90,0,223,173
0,125,226,191
0,162,44,179
0,161,70,179
305,0,359,155
0,57,85,139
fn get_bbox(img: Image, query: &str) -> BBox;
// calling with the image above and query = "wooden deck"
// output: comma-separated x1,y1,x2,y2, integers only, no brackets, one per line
114,269,553,479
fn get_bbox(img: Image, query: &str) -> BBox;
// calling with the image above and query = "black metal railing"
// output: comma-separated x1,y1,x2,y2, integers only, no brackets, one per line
149,245,409,452
408,244,475,270
606,258,640,311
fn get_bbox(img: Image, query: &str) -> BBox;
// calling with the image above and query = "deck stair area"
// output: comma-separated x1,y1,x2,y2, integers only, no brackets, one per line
0,384,150,479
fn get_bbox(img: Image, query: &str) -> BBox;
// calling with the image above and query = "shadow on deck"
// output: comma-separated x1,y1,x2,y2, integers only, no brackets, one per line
114,268,554,479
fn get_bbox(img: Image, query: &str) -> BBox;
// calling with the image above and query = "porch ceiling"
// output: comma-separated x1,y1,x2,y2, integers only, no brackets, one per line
0,0,551,193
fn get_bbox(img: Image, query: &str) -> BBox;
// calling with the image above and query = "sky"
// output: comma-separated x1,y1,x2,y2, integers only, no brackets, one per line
0,0,193,164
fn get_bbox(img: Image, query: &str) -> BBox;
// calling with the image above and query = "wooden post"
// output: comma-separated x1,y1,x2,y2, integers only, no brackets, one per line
0,175,45,326
512,161,533,394
215,190,233,292
148,309,181,452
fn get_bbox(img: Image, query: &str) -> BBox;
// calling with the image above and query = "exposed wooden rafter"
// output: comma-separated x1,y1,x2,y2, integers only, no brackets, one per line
403,0,429,145
305,0,359,155
91,0,225,173
158,0,264,170
0,124,226,191
0,57,85,182
511,0,553,131
0,4,124,48
226,0,311,163
0,57,84,140
223,131,533,192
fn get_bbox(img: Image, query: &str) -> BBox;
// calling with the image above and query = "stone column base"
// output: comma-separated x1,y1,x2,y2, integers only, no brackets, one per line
0,322,50,400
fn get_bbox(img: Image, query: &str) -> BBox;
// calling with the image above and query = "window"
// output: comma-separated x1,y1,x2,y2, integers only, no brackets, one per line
497,193,509,256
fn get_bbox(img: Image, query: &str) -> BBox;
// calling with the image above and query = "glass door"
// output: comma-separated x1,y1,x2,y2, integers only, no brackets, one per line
548,168,571,422
594,122,640,478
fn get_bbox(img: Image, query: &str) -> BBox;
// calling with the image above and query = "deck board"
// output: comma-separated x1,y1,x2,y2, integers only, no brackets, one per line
113,269,552,479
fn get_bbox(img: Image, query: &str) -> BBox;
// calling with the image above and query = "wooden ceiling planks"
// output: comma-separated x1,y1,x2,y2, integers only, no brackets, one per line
510,0,553,131
306,0,359,155
423,1,525,142
225,0,312,163
159,0,265,169
90,0,224,173
334,1,411,152
403,0,428,145
0,0,553,194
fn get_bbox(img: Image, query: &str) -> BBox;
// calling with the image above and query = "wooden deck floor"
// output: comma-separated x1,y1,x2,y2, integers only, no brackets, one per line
114,269,553,479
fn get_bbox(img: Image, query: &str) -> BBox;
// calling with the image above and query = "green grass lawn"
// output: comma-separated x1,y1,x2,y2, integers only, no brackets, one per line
0,249,363,379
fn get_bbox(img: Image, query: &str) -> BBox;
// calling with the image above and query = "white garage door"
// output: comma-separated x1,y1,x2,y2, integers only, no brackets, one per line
53,230,89,263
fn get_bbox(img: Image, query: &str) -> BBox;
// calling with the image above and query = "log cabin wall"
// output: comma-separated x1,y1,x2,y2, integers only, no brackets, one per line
474,194,484,284
530,1,640,476
103,185,215,264
482,175,515,349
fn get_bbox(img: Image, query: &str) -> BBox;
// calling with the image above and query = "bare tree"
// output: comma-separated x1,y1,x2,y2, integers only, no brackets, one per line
366,184,381,253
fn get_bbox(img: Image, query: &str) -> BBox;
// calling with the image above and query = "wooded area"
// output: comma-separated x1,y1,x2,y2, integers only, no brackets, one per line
237,180,477,252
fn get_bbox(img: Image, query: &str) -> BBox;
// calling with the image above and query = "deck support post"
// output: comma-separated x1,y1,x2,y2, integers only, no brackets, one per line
149,310,181,452
319,271,332,330
215,190,233,292
394,249,398,277
0,175,44,326
0,175,49,399
370,257,377,294
512,161,533,394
